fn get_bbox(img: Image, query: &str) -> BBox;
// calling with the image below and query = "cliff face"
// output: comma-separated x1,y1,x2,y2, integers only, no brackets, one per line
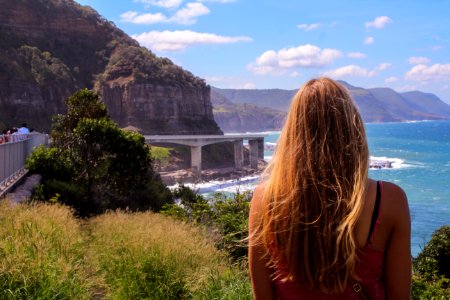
0,0,221,135
100,83,218,134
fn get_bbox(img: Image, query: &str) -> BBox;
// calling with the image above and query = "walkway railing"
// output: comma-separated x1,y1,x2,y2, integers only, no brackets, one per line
0,133,49,196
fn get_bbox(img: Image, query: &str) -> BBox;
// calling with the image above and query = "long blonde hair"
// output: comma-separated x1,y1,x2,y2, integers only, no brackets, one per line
254,78,369,293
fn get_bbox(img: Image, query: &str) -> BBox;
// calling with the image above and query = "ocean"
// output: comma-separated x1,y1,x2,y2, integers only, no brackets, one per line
178,120,450,257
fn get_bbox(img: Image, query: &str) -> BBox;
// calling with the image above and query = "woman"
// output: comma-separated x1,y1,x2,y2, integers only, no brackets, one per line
248,78,411,299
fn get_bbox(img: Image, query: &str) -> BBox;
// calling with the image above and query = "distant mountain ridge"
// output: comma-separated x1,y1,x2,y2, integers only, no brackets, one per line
211,83,450,132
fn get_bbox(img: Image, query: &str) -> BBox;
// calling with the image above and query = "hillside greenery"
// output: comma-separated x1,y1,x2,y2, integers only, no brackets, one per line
26,89,172,216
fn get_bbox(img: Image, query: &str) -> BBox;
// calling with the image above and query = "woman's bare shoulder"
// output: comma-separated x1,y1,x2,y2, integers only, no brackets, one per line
381,181,408,205
379,181,410,225
250,183,266,213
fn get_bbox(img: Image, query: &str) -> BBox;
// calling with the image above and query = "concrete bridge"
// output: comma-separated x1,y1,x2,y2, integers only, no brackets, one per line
144,134,266,175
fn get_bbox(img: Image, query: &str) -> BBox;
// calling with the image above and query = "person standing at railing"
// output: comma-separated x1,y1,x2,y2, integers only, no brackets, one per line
18,123,30,134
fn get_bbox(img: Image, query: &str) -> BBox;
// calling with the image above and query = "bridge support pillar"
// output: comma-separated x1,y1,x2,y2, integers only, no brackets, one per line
249,139,259,169
257,138,264,160
191,146,202,176
249,138,265,169
234,140,244,170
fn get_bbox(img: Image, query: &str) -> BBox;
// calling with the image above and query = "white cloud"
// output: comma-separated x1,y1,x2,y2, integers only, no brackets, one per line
121,2,210,25
364,36,375,45
290,71,301,77
133,0,183,9
323,65,376,78
347,52,366,59
431,45,444,51
120,11,167,24
169,2,210,25
405,63,450,82
385,76,399,83
242,82,256,89
297,23,322,32
409,56,431,65
396,84,418,92
132,30,252,51
205,76,256,89
198,0,236,3
376,62,391,71
365,16,393,29
248,44,342,75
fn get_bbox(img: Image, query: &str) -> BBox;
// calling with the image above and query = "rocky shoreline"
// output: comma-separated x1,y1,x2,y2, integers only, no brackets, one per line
158,163,266,186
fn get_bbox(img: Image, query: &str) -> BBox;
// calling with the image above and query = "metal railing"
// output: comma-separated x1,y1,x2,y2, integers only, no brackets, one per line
0,133,49,195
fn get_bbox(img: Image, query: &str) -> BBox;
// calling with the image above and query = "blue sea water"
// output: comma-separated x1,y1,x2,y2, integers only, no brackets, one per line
365,120,450,256
186,120,450,257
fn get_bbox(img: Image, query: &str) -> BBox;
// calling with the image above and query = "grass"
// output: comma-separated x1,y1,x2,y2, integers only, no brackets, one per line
150,146,172,162
0,200,99,299
0,200,252,299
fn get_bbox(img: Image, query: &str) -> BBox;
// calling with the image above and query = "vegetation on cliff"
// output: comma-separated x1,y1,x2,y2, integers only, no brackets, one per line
26,89,172,216
97,45,205,88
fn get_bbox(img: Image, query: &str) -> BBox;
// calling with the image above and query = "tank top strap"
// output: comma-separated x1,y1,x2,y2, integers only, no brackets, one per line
367,181,383,245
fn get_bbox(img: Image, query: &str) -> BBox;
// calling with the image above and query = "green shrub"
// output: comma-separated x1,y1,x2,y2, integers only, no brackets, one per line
412,275,450,299
26,146,72,181
414,225,450,280
28,89,173,216
412,225,450,299
163,186,251,260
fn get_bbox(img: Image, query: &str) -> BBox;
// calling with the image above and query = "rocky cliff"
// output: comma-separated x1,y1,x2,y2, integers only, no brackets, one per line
0,0,221,135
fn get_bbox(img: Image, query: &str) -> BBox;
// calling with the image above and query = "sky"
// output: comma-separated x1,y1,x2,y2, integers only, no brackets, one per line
76,0,450,103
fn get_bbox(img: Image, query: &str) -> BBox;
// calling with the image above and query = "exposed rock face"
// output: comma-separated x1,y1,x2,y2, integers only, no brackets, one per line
100,83,219,134
0,0,221,135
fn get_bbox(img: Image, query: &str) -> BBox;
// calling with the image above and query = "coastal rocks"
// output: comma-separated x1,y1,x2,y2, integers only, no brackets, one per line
159,165,264,186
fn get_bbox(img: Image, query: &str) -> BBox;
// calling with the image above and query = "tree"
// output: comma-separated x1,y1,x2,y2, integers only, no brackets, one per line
27,89,173,216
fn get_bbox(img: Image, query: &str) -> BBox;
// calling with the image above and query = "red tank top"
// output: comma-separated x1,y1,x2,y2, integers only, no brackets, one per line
272,181,385,300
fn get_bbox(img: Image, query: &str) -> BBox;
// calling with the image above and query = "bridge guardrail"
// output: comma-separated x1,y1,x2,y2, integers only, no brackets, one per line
0,133,49,196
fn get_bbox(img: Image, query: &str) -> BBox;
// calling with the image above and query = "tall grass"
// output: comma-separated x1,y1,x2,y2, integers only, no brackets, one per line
87,211,251,299
0,200,251,299
0,200,102,299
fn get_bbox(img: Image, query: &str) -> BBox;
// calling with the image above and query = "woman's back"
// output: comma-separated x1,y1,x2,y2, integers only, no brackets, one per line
248,78,411,300
249,179,411,299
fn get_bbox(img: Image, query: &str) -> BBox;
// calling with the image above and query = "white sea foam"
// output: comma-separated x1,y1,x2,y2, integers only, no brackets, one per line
169,175,259,195
369,156,421,169
264,155,273,162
